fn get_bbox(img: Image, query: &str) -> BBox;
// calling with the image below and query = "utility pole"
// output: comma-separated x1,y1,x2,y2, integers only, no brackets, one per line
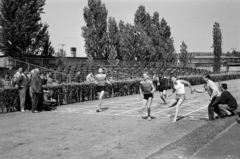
231,48,236,63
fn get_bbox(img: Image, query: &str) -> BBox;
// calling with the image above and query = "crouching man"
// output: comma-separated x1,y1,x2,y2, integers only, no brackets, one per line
42,90,57,110
218,83,238,117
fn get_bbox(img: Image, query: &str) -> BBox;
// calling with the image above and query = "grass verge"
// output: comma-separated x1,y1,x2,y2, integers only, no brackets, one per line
143,117,236,159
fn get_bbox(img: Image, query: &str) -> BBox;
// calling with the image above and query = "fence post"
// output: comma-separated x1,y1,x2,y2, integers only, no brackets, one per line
77,88,79,102
58,94,60,106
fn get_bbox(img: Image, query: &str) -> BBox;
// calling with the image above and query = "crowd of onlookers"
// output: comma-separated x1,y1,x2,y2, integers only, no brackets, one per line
3,67,57,113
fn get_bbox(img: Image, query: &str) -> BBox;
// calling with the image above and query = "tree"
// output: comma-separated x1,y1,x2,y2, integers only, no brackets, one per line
108,17,121,59
119,23,152,61
179,41,190,67
134,5,147,28
41,32,55,57
0,0,53,57
107,45,117,65
82,0,108,59
212,22,222,73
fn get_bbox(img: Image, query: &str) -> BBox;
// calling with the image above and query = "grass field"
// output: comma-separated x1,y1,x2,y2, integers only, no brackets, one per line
0,79,240,159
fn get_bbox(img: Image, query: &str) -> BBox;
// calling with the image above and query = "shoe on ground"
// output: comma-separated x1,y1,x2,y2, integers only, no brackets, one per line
32,111,40,113
148,116,151,121
142,116,148,119
21,109,25,112
96,109,100,113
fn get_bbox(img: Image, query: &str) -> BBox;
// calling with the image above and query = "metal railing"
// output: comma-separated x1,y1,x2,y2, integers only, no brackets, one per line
5,57,70,83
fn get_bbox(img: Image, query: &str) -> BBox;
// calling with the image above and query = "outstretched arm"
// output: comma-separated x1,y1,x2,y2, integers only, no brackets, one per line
180,80,193,94
194,84,207,93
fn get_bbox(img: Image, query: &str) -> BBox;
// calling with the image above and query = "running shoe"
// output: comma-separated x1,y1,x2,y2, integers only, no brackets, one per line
148,116,151,121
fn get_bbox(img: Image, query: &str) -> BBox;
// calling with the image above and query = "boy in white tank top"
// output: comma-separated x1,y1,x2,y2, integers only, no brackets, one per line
168,75,193,122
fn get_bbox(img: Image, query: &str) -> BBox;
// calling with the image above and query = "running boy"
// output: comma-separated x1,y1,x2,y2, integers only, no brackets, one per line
168,75,193,122
157,72,168,105
139,72,156,121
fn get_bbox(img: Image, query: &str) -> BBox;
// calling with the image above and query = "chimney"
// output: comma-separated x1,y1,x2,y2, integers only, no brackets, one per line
70,47,77,57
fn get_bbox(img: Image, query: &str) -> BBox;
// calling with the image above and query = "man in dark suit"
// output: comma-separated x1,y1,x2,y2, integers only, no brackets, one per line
30,68,42,113
16,69,29,112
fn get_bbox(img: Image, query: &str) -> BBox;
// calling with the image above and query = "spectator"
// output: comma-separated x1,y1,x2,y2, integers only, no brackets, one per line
86,72,95,82
218,83,238,117
30,68,42,113
75,71,81,83
4,72,11,87
40,72,47,85
16,69,29,112
193,74,222,120
12,68,22,87
46,71,53,86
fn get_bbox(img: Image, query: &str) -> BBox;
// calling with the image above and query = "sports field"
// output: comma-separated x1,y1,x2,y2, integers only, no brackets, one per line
0,79,240,159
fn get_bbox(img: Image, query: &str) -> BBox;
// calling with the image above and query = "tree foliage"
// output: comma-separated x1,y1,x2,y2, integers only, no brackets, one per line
179,41,191,67
212,22,222,73
82,0,108,59
82,3,176,63
0,0,53,57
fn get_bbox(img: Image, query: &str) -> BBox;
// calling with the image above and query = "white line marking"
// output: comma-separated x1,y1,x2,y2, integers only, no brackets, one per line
181,105,207,117
152,100,199,115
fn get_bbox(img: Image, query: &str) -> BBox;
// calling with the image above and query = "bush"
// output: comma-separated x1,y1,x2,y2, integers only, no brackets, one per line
1,73,240,112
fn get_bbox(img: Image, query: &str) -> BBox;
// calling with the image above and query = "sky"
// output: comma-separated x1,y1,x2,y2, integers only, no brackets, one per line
41,0,240,57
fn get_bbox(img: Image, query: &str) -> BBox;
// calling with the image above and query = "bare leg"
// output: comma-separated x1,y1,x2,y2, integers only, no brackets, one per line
161,90,167,104
141,99,148,112
141,99,148,117
97,91,105,111
172,97,185,122
147,97,153,120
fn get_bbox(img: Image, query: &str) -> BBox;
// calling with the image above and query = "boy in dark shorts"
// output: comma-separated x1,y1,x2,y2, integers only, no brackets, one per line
139,72,156,121
157,72,168,105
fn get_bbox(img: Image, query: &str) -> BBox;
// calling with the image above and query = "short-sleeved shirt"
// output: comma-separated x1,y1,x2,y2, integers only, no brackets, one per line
140,80,153,94
205,80,221,98
219,91,238,109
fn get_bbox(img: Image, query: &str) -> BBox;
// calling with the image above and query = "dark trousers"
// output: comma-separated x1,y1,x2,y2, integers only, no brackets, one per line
208,96,222,120
25,87,32,110
32,93,41,112
37,94,43,111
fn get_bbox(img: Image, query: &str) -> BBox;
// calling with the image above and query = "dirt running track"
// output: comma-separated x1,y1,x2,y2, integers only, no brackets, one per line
1,79,240,159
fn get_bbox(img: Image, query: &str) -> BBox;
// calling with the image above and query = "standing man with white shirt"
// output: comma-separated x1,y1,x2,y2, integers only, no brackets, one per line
194,74,222,120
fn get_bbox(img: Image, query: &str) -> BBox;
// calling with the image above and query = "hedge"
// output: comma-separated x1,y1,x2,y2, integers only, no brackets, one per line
1,73,240,113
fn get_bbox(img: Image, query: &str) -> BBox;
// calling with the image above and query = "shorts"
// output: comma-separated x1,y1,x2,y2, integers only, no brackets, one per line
143,94,153,100
97,86,105,92
174,94,185,100
158,87,167,92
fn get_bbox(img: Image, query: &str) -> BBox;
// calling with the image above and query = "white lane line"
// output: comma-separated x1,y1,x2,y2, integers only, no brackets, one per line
111,101,142,108
152,100,199,115
181,105,208,117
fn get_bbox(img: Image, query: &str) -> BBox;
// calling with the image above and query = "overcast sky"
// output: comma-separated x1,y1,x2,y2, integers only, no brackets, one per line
41,0,240,57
